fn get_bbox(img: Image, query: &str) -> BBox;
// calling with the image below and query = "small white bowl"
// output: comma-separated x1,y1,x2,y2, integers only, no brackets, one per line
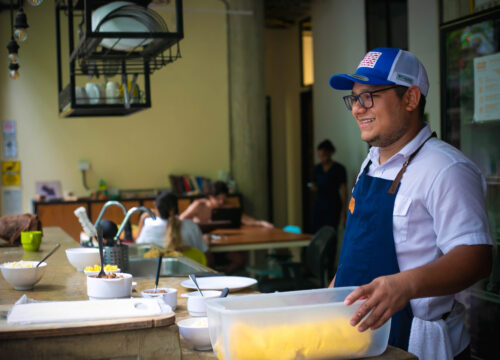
66,248,100,271
86,272,133,299
142,287,177,310
0,261,47,290
177,317,211,351
182,291,221,317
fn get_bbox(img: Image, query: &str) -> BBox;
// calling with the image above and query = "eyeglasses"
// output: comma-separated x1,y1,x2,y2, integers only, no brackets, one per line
343,85,398,111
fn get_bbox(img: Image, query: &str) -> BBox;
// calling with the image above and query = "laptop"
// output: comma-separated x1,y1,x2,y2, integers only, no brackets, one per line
211,207,243,229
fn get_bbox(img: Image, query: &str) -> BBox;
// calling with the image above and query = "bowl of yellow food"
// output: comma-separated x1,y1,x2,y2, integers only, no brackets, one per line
0,260,47,290
177,317,211,351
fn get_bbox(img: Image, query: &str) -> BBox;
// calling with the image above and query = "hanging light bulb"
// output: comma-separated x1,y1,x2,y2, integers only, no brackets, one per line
9,62,20,80
27,0,43,6
14,7,29,42
7,37,20,63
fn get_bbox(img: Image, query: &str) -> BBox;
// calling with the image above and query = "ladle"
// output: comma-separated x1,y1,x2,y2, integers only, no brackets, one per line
36,243,61,268
189,274,204,297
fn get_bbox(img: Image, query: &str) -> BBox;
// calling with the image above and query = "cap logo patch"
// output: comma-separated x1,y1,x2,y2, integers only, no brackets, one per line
396,73,413,84
358,51,382,68
349,74,369,81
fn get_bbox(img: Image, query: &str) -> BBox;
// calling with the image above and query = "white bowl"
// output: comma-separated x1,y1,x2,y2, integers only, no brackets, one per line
182,290,221,317
65,248,100,271
87,272,133,299
142,287,177,310
0,261,47,290
177,317,211,351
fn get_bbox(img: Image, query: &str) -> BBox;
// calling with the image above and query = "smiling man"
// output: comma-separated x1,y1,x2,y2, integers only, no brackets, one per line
328,48,492,360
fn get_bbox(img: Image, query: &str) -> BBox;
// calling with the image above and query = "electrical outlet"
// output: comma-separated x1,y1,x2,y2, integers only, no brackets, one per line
78,161,90,171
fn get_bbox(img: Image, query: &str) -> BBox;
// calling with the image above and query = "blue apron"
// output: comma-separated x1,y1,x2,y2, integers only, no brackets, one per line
335,133,435,351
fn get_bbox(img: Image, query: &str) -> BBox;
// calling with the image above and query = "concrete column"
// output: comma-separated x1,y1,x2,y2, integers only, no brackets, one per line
226,0,268,219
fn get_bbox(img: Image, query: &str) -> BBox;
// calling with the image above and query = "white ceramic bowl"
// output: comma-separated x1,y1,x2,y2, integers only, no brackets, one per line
0,261,47,290
86,272,133,299
177,317,211,351
65,248,100,271
141,287,177,310
182,290,222,317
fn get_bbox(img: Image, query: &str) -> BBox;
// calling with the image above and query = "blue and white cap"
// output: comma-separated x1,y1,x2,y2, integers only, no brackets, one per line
329,47,429,96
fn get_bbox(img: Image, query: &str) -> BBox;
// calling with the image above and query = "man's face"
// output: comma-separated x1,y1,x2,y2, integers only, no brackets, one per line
317,149,331,165
212,193,227,207
351,83,409,148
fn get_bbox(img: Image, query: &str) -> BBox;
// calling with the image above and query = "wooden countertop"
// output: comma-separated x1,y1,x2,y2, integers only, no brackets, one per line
0,227,417,360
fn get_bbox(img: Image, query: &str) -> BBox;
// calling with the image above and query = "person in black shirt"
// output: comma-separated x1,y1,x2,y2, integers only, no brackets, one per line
311,140,347,233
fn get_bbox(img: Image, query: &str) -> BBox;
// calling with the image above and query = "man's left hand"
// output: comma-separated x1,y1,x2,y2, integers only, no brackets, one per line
344,274,412,332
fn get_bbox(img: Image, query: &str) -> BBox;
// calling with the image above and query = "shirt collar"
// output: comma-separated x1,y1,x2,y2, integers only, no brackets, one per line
368,124,432,166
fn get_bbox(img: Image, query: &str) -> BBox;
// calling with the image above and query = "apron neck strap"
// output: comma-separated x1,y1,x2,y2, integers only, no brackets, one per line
387,132,437,195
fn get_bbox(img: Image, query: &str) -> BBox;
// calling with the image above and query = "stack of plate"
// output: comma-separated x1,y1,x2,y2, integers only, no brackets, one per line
92,1,168,51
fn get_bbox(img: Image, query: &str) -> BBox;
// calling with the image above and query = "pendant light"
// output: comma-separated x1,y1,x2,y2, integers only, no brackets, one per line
14,6,29,42
7,0,20,79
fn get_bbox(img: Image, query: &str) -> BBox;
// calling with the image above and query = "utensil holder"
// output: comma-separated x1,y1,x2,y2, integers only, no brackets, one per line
104,245,129,272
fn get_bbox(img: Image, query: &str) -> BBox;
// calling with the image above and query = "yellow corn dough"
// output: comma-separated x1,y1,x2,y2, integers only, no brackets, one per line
214,316,371,360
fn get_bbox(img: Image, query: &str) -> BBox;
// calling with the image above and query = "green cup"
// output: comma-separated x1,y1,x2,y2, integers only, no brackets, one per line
21,231,42,252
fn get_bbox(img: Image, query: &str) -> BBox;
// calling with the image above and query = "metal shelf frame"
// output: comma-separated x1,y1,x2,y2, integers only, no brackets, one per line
55,0,184,117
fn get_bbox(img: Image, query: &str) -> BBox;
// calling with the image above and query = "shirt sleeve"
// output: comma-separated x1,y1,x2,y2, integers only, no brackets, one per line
426,161,493,254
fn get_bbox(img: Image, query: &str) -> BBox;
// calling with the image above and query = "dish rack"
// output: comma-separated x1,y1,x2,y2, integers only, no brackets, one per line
55,0,184,117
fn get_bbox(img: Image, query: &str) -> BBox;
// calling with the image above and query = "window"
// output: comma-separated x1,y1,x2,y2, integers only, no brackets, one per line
366,0,408,50
300,18,314,87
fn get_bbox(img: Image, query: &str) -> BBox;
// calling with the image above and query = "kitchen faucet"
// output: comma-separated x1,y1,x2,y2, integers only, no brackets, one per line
94,201,127,229
114,206,156,243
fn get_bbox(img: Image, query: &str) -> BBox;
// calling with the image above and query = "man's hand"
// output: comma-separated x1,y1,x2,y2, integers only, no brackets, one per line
344,274,413,332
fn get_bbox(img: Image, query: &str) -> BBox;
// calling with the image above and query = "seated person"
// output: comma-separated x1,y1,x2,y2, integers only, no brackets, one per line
136,192,210,263
180,181,273,274
179,181,274,228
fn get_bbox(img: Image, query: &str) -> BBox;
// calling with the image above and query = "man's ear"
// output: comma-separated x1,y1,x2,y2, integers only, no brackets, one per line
404,86,421,112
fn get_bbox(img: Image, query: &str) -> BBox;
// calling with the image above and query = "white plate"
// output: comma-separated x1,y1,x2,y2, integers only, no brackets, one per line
181,276,257,292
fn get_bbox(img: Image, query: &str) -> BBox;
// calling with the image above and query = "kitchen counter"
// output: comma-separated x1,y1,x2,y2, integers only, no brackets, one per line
0,227,417,360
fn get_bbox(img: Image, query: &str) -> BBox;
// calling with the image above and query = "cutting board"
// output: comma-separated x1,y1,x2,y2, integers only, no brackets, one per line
0,299,176,340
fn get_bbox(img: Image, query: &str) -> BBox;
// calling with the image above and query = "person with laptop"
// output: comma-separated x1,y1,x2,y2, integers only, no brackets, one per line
180,181,273,274
180,181,273,228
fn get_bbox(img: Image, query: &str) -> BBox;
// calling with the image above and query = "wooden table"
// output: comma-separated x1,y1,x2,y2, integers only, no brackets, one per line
0,227,417,360
209,227,312,252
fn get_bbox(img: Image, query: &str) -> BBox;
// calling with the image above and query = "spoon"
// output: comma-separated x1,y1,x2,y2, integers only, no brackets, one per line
154,255,163,293
36,243,61,268
96,225,106,278
189,274,204,297
220,287,229,298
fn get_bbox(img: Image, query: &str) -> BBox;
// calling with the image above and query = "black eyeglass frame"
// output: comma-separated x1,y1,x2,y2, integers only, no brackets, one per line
343,85,399,111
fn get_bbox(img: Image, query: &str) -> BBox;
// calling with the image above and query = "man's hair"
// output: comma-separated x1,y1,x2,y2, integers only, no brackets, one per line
394,85,426,120
155,191,178,219
317,139,336,154
213,181,229,196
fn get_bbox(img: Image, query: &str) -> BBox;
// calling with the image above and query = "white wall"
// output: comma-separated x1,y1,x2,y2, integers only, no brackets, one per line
312,0,368,190
312,0,440,191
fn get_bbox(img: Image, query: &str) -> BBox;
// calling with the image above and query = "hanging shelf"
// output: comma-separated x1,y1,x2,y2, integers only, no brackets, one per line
55,0,184,117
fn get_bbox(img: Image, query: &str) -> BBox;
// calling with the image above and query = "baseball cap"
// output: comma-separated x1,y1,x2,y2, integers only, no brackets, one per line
329,47,429,96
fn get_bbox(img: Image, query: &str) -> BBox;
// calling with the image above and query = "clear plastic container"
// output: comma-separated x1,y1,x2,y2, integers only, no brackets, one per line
205,287,390,360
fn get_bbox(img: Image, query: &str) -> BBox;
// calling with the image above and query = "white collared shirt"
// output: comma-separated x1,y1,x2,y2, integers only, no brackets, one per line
356,124,492,349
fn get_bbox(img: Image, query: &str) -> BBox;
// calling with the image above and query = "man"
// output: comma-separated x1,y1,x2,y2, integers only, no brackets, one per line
180,181,273,228
310,139,347,232
328,47,492,360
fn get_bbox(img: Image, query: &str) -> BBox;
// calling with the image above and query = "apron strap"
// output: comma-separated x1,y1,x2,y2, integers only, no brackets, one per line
388,132,437,195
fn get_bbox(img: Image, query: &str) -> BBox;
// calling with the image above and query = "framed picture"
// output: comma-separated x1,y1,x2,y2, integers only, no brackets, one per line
35,181,62,200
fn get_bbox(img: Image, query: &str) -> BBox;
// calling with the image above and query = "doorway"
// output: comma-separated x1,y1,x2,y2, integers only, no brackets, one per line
300,89,314,234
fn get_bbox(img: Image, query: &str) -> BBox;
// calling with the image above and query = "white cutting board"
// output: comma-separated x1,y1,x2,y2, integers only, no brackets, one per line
7,298,168,325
